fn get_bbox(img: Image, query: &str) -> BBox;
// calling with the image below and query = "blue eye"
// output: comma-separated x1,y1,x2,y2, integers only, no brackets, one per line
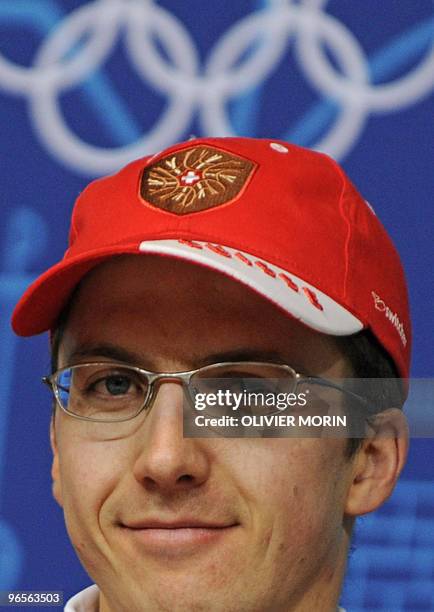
103,375,131,396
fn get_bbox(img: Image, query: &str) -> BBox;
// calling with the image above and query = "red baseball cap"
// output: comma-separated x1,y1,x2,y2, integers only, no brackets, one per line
12,137,411,379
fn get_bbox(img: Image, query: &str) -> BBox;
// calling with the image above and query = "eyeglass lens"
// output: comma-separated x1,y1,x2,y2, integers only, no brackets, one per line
53,362,301,422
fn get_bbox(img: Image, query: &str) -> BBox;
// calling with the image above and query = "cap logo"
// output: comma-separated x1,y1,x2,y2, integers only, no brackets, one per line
371,291,407,346
140,145,256,215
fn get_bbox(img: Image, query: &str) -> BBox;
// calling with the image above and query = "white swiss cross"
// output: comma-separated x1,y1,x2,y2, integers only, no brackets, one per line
180,170,201,186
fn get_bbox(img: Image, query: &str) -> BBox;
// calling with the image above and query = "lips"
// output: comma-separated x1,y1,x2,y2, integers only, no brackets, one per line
123,518,234,530
118,517,239,556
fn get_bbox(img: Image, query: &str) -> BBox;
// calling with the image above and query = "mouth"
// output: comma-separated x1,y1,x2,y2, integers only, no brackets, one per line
118,519,239,555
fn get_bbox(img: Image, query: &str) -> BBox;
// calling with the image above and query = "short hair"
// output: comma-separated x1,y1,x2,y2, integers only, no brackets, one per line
336,331,405,457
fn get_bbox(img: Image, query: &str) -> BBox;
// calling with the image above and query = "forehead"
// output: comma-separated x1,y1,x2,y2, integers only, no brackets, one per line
59,255,347,373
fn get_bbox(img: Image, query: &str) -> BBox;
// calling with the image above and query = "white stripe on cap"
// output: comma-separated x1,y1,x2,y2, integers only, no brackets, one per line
138,239,363,336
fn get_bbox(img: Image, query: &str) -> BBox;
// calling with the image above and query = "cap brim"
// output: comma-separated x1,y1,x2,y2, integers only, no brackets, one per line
12,238,363,337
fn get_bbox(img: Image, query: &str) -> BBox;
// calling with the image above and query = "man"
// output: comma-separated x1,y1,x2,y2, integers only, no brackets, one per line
12,137,410,611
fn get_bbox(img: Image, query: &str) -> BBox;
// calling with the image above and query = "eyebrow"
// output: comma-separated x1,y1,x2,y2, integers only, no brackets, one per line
66,343,146,367
64,344,293,370
201,349,289,367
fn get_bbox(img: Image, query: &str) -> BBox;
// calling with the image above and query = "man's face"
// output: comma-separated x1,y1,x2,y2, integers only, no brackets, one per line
52,255,356,612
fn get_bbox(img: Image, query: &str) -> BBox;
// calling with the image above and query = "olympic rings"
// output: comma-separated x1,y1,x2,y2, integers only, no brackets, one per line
0,0,432,175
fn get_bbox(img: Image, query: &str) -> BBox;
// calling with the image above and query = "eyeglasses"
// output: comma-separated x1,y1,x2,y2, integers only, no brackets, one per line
42,361,376,423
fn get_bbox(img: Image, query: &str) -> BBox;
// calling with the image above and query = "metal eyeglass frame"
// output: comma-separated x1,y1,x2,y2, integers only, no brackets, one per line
42,360,376,423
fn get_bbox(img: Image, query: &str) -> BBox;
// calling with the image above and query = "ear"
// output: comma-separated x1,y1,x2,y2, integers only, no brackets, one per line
344,409,409,516
50,416,63,507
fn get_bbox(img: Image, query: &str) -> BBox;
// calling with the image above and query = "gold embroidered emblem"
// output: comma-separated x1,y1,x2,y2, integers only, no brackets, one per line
140,146,256,214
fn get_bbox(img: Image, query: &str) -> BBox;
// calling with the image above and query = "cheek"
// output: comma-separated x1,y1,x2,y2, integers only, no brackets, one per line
56,430,127,556
230,440,350,558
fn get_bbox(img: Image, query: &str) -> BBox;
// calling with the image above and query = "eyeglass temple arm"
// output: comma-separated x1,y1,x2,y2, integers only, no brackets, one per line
42,376,52,387
298,375,377,414
42,376,71,395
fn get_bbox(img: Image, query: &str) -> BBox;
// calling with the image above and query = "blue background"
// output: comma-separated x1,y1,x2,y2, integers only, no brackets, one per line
0,1,433,610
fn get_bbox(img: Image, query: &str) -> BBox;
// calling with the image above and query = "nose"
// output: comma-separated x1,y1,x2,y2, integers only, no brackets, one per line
132,381,211,492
